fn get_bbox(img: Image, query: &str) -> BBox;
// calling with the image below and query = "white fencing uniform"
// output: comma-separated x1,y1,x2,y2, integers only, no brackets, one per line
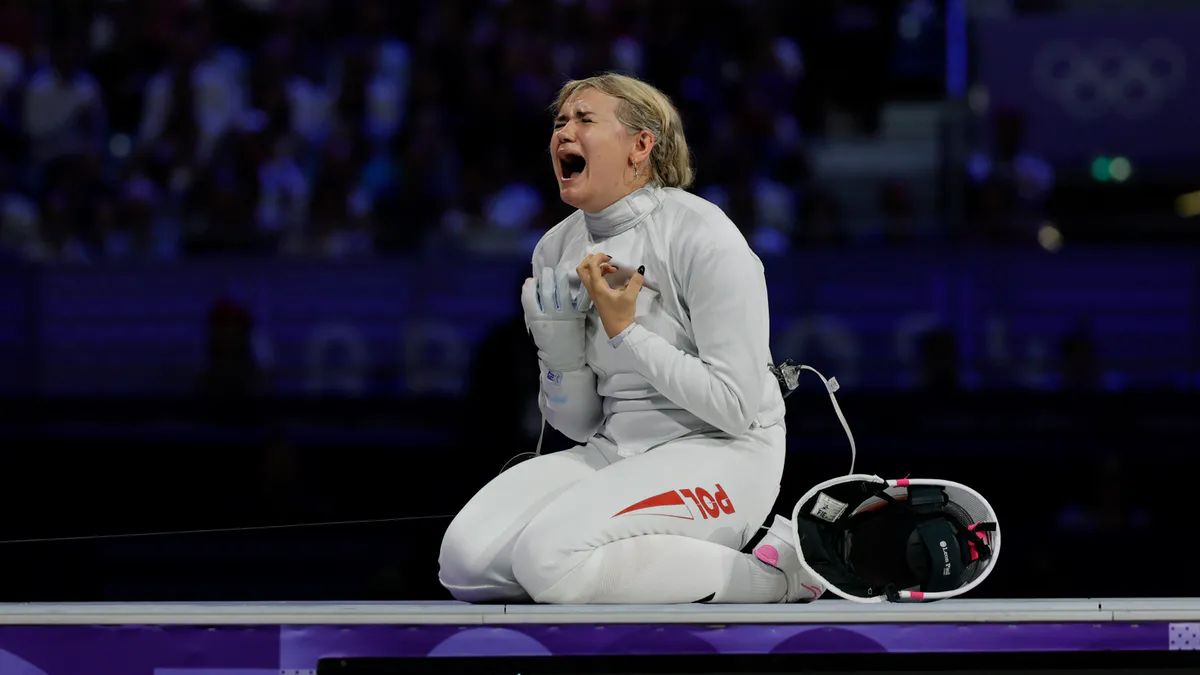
439,186,799,603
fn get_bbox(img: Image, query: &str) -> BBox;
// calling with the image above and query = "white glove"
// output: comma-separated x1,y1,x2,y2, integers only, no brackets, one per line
521,267,593,371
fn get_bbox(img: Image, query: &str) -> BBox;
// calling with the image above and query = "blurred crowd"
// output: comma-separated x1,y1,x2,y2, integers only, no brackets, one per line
0,0,998,264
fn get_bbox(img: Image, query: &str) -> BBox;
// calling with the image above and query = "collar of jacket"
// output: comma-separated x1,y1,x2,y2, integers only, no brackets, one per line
583,186,660,238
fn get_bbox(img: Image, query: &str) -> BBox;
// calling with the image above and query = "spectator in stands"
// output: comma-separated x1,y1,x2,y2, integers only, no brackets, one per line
23,36,105,168
0,157,45,260
256,133,311,254
200,294,263,400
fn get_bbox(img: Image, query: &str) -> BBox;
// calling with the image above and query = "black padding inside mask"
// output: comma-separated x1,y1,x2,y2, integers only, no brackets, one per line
846,506,923,591
794,517,875,597
912,517,965,592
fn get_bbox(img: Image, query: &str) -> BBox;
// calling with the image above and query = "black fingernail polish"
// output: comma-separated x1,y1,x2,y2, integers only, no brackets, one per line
637,265,645,275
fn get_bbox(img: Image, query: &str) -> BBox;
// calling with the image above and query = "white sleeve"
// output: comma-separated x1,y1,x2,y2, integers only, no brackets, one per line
531,225,603,442
611,234,769,436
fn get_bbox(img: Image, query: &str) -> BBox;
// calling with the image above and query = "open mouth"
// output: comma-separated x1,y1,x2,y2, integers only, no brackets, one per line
560,152,586,181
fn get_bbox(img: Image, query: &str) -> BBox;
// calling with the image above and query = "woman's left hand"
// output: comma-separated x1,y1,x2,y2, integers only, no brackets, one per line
577,253,645,339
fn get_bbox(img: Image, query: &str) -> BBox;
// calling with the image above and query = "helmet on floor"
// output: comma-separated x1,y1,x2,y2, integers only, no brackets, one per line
790,474,1000,603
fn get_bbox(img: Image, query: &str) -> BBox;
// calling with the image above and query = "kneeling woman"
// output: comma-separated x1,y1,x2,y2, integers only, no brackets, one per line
439,73,822,604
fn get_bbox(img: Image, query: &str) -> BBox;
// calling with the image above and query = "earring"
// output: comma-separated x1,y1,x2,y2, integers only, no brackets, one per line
633,163,640,179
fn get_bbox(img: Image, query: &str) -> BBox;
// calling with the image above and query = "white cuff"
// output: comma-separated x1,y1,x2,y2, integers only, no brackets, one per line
607,322,639,348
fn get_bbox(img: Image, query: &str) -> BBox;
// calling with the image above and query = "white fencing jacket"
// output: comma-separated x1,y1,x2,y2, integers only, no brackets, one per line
532,186,786,457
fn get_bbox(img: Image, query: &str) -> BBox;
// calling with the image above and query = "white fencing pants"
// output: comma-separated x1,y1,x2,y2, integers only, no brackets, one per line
438,423,787,603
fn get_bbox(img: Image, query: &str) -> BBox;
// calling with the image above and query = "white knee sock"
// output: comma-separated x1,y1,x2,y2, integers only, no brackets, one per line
530,534,786,604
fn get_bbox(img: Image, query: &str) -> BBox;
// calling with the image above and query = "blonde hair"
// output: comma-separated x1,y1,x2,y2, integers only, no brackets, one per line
551,73,694,189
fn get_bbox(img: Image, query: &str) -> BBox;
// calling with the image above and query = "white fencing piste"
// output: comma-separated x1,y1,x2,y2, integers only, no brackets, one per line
0,598,1197,625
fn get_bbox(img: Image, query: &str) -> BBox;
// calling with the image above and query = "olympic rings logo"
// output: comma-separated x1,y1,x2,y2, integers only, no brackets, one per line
1032,38,1187,119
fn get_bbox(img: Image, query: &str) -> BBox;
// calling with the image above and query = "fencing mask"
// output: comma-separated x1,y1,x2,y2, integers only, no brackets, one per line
791,474,1000,602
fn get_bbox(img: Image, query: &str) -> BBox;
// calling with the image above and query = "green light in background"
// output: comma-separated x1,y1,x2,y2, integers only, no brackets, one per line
1109,156,1132,182
1090,156,1111,182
